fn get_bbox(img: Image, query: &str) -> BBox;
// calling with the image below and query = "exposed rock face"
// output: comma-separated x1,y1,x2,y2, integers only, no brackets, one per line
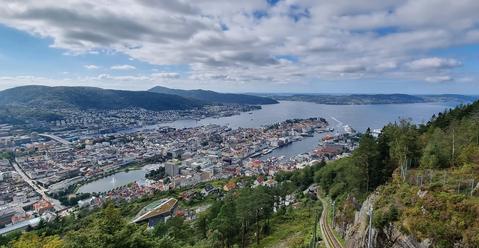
344,192,377,248
343,193,429,248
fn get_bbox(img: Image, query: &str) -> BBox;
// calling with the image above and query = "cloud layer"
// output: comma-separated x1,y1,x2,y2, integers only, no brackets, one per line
1,0,478,88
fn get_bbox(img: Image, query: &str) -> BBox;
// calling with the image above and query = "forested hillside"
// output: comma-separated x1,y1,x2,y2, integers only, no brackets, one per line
314,101,479,247
0,86,204,111
149,86,278,105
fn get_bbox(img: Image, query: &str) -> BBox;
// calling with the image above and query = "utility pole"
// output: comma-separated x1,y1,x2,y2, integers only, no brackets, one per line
367,206,373,248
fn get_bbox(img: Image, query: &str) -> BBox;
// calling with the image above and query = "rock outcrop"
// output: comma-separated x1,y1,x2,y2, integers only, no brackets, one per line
343,192,430,248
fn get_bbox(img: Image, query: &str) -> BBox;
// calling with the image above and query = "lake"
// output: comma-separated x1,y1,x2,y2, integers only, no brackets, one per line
77,164,159,194
77,101,459,193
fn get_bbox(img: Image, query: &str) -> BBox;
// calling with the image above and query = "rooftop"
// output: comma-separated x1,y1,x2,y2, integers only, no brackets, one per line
132,198,177,223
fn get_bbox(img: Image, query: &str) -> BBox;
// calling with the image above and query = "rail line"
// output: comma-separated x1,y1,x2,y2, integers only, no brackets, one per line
320,198,344,248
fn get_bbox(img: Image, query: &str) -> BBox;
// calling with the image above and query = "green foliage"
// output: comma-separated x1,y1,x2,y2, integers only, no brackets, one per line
372,205,399,229
10,233,63,248
0,85,204,112
368,99,479,247
428,101,479,130
275,160,325,191
0,151,14,160
153,217,194,245
374,167,479,248
149,85,278,105
315,157,363,200
145,167,166,181
420,128,450,168
59,203,160,248
0,231,21,247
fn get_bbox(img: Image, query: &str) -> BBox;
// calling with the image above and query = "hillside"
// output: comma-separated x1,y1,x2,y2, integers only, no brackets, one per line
314,100,479,247
149,86,278,105
270,94,478,105
0,85,204,111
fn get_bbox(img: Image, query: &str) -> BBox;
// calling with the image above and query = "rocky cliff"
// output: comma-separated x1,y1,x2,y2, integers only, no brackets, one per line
340,192,430,248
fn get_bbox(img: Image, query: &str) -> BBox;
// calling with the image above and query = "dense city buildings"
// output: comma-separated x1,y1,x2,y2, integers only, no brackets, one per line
0,105,359,235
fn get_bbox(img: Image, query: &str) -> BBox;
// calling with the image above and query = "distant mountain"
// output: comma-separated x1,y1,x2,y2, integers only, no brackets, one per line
0,85,204,111
419,94,479,103
270,93,479,105
148,86,278,105
271,94,426,105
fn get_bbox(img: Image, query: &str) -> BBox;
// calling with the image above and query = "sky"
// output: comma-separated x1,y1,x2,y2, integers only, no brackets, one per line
0,0,478,94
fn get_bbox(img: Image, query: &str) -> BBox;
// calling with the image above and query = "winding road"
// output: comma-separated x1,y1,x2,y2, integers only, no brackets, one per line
320,198,344,248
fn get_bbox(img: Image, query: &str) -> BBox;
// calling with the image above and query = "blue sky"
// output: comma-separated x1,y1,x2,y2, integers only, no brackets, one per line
0,0,478,94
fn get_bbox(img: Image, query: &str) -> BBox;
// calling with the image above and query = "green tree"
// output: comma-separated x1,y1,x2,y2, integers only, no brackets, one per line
11,233,63,248
420,128,450,168
210,197,239,248
353,128,380,192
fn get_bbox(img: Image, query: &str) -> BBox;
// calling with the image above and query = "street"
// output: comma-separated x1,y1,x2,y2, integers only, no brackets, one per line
11,160,65,211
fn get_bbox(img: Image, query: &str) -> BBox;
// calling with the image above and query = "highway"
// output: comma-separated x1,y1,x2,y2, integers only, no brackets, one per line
11,160,65,211
320,198,344,248
38,133,71,145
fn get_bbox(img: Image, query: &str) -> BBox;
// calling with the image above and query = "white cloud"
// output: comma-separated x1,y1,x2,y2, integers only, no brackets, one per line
151,72,180,79
84,64,99,69
0,0,477,86
425,75,453,83
110,64,136,70
324,64,366,73
406,57,462,70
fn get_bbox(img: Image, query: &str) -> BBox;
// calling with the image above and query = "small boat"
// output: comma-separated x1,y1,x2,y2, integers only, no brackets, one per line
262,149,274,155
250,152,262,158
300,132,314,137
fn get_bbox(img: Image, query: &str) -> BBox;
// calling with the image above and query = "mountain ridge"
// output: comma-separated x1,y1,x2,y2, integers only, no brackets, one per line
0,85,204,111
148,85,278,105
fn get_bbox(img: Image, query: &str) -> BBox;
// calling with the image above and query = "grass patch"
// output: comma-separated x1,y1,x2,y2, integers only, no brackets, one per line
251,203,322,248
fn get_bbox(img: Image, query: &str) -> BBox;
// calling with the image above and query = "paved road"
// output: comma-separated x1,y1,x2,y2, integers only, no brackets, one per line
320,198,344,248
39,133,71,146
12,160,65,211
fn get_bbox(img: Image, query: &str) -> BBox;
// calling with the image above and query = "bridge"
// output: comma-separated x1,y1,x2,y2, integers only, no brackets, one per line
39,134,71,145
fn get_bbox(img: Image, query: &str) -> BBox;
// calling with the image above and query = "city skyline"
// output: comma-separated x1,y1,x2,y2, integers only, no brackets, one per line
0,0,479,94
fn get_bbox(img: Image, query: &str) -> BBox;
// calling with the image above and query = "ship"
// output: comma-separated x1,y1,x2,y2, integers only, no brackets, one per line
343,125,355,134
262,148,274,155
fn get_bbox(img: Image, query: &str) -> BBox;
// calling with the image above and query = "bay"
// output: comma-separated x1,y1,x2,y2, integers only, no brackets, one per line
77,101,459,193
156,101,457,131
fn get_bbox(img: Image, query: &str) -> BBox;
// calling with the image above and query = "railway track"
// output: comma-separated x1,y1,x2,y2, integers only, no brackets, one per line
320,199,344,248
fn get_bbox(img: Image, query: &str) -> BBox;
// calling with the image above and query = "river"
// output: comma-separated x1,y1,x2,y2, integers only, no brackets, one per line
77,101,459,194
